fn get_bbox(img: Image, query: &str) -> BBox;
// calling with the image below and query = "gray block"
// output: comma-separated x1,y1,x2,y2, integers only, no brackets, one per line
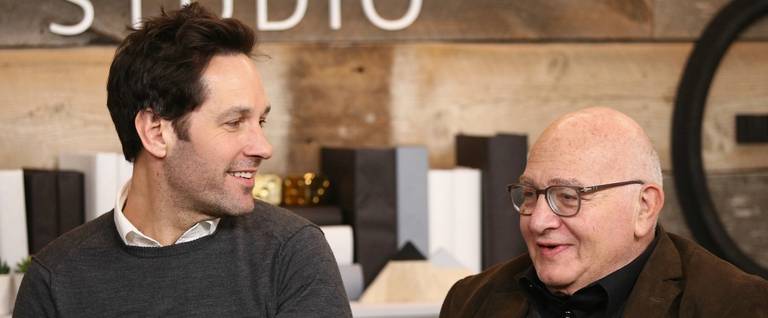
396,146,430,255
339,264,364,301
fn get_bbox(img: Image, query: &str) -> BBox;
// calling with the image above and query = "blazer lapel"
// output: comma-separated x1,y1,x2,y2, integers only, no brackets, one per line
623,229,682,318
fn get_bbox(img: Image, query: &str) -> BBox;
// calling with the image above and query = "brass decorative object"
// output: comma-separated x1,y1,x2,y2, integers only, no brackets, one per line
282,173,331,206
251,174,282,205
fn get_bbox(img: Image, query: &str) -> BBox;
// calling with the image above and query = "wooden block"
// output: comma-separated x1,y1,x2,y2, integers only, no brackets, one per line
358,260,473,304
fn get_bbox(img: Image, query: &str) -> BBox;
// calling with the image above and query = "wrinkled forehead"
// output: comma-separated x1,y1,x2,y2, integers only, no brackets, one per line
524,116,635,185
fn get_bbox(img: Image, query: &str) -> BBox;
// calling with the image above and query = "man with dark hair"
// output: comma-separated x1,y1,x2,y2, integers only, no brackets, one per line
440,107,768,317
14,4,351,317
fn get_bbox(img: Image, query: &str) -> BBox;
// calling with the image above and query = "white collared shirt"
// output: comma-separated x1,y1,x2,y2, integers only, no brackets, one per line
114,179,220,247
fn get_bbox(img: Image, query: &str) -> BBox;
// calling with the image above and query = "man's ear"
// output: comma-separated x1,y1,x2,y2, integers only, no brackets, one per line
135,109,172,159
635,183,665,238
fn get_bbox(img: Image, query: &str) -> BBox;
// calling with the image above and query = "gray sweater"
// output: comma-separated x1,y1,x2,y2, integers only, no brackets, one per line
13,200,352,317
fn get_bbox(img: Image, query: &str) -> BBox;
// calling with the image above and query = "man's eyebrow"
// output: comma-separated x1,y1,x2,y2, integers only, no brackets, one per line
216,106,254,122
518,176,534,185
516,176,583,187
549,178,583,187
262,104,271,117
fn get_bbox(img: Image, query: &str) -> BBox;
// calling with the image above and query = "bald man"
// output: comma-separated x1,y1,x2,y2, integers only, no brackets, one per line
440,107,768,318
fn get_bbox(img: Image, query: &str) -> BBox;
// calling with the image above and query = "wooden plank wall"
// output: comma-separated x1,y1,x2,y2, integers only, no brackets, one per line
2,42,767,174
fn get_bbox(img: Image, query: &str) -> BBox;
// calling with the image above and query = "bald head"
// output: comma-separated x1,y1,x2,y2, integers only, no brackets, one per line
520,107,666,295
532,107,663,187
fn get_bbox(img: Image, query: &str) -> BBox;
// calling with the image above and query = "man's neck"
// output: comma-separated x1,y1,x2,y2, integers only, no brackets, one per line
123,160,213,246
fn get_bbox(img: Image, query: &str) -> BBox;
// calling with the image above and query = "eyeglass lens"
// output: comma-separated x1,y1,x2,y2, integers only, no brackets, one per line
511,186,580,216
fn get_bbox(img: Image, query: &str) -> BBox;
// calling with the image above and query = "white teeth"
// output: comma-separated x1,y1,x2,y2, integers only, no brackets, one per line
229,171,253,179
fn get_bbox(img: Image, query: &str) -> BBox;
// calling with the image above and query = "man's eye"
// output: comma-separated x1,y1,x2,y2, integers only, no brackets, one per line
522,190,535,197
225,119,243,128
259,118,267,127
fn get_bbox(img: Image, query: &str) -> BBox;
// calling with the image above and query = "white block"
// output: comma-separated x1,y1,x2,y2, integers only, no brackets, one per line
451,168,481,273
350,301,440,318
428,170,453,262
10,273,22,313
0,275,10,316
0,170,29,268
116,157,133,195
428,168,482,273
320,225,354,266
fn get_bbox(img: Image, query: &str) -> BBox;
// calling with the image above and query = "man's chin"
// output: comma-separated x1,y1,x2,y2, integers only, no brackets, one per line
536,267,577,292
204,200,255,218
227,201,256,216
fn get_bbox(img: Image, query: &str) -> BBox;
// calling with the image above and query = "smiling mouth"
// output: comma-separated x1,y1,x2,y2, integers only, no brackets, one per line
227,171,254,179
537,243,570,256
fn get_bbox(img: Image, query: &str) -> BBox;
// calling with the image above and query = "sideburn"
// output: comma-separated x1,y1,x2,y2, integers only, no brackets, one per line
172,115,192,141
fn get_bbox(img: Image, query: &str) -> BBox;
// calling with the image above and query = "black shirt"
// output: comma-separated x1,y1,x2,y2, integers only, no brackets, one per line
519,232,660,318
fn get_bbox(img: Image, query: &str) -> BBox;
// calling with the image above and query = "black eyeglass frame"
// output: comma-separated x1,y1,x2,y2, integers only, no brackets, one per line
506,180,645,217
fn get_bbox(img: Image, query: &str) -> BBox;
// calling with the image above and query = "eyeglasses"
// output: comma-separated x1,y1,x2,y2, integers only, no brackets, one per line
506,180,644,217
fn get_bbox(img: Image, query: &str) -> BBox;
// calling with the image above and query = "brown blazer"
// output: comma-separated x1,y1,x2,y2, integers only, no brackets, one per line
440,229,768,317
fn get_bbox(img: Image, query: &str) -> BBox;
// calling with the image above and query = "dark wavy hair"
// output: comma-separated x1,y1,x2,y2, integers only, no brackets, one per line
107,3,256,162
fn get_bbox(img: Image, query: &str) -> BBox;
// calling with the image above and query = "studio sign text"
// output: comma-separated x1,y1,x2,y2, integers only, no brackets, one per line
51,0,423,36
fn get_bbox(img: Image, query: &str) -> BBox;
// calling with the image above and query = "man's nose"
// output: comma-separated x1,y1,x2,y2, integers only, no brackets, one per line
527,193,561,234
244,124,272,160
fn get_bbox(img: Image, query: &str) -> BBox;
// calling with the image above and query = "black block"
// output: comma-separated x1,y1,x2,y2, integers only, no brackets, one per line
456,134,528,269
57,170,85,235
23,169,60,254
23,169,86,254
321,148,398,286
736,114,768,143
390,241,427,261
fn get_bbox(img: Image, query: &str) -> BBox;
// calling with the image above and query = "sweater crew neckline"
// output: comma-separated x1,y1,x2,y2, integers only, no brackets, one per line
115,216,230,258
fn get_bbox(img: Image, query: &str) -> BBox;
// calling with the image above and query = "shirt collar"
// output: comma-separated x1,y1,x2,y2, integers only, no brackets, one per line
113,178,220,247
519,228,661,317
598,229,660,315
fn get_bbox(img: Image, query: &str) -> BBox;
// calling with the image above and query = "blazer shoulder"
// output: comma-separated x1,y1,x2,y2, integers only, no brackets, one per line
441,254,531,317
455,254,532,294
668,233,768,312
